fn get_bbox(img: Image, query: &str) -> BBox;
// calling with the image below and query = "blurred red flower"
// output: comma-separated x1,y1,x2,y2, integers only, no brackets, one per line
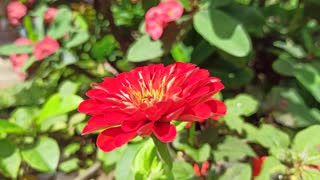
9,38,32,80
79,62,226,152
145,0,183,40
34,36,59,60
44,7,58,24
193,161,210,177
252,156,267,177
6,1,27,26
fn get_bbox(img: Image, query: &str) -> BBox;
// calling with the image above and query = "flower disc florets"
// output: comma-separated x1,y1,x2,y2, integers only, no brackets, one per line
79,62,226,152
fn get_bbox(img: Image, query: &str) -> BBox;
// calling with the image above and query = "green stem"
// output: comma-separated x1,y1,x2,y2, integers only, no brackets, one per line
151,135,175,179
188,122,196,146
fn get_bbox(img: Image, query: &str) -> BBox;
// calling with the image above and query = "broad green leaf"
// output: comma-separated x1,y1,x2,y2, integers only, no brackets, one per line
292,125,320,154
132,139,166,179
97,145,127,172
40,114,68,132
0,139,21,179
255,157,286,180
193,9,251,57
255,124,290,150
212,67,254,89
191,40,215,64
172,161,194,179
47,7,72,39
210,0,233,8
0,119,25,134
0,44,33,55
63,143,80,158
21,137,60,172
213,137,256,162
267,87,320,127
58,81,79,97
173,137,211,163
294,62,320,103
127,35,164,62
115,143,141,180
302,169,320,180
272,57,296,76
66,31,89,48
274,41,306,59
225,94,259,117
9,107,39,131
37,94,82,124
91,35,117,60
220,163,251,180
59,158,79,173
170,43,193,62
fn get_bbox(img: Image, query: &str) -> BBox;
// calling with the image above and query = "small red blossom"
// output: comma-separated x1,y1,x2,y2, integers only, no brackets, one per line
193,161,210,177
7,1,27,26
9,38,32,80
145,0,183,40
79,63,226,152
44,7,58,24
34,36,59,60
252,156,267,177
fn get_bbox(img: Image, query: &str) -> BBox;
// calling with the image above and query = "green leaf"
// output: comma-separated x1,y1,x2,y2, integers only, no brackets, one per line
267,87,320,127
98,145,127,172
152,136,173,169
193,9,251,57
292,125,320,154
225,94,259,117
294,62,320,103
115,144,141,180
47,7,72,39
255,157,286,180
21,136,60,172
66,31,89,48
133,139,166,179
37,93,82,124
170,43,193,62
272,56,297,76
274,41,306,59
213,137,256,162
210,0,233,8
59,158,79,173
91,35,117,60
302,169,320,180
58,81,79,97
40,114,68,132
220,163,251,180
191,40,215,64
63,143,80,158
254,124,290,150
0,139,21,179
0,44,33,55
127,35,164,62
9,107,39,131
172,161,194,179
0,119,25,134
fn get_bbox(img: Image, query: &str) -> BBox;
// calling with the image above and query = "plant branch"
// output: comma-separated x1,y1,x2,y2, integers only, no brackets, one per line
74,161,101,180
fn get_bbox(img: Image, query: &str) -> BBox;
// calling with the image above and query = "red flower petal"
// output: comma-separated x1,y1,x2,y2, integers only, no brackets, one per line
97,127,136,152
252,156,267,177
82,112,124,135
193,163,201,177
201,161,210,176
153,123,176,142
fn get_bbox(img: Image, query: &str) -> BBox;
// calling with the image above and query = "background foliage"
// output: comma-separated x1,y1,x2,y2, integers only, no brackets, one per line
0,0,320,179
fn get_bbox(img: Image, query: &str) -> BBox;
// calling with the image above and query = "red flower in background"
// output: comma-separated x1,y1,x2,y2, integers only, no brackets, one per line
194,161,210,177
6,1,27,26
9,38,32,80
79,62,226,152
44,7,58,24
145,0,183,40
34,36,59,60
252,156,267,177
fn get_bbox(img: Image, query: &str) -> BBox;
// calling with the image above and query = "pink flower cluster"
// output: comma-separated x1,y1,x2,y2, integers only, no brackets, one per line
9,36,59,79
7,1,57,26
6,1,27,25
145,0,184,40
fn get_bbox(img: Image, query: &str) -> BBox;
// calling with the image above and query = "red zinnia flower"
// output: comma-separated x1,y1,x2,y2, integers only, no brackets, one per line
193,161,210,177
145,0,183,40
34,36,59,60
79,63,226,152
7,1,27,26
252,156,267,177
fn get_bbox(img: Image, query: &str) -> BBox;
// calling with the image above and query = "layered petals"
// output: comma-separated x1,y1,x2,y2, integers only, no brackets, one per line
34,36,59,60
97,127,136,152
7,1,27,26
79,62,225,151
